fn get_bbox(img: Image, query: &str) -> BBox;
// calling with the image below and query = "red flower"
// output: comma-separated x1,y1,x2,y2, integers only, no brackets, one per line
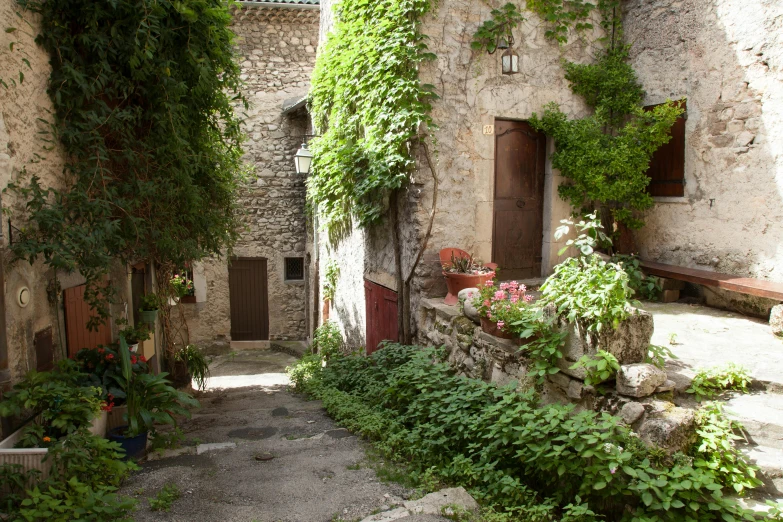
105,354,114,361
131,355,138,364
97,348,105,354
140,355,147,363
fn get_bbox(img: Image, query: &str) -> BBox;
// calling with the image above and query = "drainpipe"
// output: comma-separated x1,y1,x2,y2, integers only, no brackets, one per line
0,197,12,437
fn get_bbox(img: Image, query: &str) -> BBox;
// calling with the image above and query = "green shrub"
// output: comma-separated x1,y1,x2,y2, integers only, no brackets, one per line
570,349,619,386
296,344,760,521
149,482,181,512
687,363,752,401
313,321,344,360
691,402,761,494
612,254,662,301
175,344,211,391
0,362,103,448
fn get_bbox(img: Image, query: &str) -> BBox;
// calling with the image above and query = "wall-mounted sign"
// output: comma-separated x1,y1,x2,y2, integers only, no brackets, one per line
483,125,494,135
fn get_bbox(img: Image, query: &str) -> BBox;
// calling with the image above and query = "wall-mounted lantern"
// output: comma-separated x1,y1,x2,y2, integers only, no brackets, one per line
294,142,313,175
501,47,519,75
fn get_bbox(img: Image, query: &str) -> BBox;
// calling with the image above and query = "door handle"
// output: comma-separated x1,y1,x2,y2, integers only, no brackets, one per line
516,199,526,208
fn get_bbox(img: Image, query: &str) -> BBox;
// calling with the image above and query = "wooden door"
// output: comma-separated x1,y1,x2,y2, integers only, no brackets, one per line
364,280,398,355
492,119,546,280
229,258,269,341
64,285,113,357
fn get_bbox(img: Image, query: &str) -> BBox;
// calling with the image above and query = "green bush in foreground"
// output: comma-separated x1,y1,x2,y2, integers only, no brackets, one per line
290,343,761,521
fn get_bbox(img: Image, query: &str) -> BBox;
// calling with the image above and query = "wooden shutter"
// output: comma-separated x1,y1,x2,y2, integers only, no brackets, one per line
364,280,398,355
645,101,686,197
63,285,113,357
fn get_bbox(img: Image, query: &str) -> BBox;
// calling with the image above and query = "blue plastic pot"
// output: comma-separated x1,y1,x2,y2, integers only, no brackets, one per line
107,426,148,459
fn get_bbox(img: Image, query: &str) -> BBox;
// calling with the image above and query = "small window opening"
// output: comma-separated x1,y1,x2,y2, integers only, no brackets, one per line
285,257,305,281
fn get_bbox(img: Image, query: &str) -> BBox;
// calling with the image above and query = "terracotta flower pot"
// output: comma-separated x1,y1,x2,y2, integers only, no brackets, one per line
480,316,517,341
443,271,494,305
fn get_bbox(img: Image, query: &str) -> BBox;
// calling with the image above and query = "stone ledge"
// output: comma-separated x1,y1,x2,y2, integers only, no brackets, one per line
420,297,462,321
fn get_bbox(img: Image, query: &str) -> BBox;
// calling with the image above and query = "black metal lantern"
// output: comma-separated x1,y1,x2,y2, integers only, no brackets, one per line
501,47,519,75
294,142,313,175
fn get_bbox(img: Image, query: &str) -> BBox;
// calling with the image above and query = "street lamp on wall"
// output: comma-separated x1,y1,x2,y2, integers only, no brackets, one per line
294,142,313,175
501,47,519,75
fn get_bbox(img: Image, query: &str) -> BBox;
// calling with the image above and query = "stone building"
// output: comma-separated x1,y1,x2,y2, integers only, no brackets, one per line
182,0,320,349
0,2,138,398
315,0,783,348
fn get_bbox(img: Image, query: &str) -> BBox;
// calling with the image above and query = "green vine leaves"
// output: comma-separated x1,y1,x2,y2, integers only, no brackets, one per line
531,45,685,229
10,0,249,324
307,0,437,244
471,3,525,54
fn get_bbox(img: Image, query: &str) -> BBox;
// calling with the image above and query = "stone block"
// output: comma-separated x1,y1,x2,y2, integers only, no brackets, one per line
770,304,783,338
660,289,680,303
459,287,481,324
637,401,695,454
556,308,654,380
617,364,668,398
619,402,645,425
655,379,676,393
404,487,479,515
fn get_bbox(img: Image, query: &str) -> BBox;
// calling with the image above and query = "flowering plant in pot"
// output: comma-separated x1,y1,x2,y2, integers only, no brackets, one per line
107,336,199,459
471,280,535,341
171,272,195,303
441,250,495,305
74,343,150,414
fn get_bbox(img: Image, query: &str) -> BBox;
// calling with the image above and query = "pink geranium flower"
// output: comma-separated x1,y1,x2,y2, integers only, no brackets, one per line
483,300,491,307
493,290,505,301
497,321,505,330
510,295,519,304
524,295,534,302
499,282,509,291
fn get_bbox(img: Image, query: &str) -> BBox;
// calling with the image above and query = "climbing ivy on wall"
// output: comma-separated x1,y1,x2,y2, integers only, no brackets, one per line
527,0,620,43
10,0,248,323
307,0,436,243
530,43,684,229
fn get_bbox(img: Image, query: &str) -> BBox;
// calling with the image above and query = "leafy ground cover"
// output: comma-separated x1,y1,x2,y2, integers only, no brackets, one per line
289,343,769,521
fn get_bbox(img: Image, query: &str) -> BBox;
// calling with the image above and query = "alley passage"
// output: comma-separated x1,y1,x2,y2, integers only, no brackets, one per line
121,349,446,522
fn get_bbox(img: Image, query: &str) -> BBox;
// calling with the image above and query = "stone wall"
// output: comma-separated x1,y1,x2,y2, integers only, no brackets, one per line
624,0,783,315
185,4,320,346
0,5,71,384
317,0,591,347
0,5,137,385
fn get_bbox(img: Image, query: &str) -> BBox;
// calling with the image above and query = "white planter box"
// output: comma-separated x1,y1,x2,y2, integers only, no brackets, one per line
0,410,108,483
0,425,52,482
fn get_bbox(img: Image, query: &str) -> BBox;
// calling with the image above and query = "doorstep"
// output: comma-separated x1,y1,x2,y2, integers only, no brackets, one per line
229,340,271,351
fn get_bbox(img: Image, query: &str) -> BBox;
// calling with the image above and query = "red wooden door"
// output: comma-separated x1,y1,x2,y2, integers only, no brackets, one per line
229,258,270,341
364,280,398,355
64,285,113,357
492,119,546,280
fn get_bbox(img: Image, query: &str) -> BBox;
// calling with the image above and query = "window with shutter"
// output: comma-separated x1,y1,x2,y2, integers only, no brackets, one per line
645,100,686,197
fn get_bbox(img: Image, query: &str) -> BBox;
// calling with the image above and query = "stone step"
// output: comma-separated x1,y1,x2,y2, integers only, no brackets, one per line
739,444,783,501
725,393,783,450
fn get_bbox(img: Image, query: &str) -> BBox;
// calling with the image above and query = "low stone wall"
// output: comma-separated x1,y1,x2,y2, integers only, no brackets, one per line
416,297,696,454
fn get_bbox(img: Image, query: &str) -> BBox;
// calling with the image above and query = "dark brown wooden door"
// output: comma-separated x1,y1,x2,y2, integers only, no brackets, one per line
364,280,398,355
229,258,269,341
492,119,546,280
64,284,113,357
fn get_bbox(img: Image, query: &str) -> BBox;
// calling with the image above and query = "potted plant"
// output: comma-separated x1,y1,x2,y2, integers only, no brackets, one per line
118,321,151,353
107,336,198,459
0,361,105,477
171,272,196,303
441,250,495,305
74,343,150,432
174,344,211,390
139,293,161,326
472,280,536,342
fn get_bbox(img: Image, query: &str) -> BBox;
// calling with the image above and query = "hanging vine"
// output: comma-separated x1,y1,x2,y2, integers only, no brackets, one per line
9,0,248,327
307,0,437,244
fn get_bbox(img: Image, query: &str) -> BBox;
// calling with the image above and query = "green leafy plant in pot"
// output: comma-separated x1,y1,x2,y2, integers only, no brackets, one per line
174,344,211,391
118,321,151,353
139,293,161,327
107,336,199,459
